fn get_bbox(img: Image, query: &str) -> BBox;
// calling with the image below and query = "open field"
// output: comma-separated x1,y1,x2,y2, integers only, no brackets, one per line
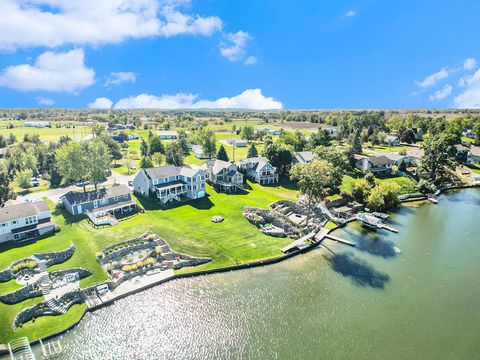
0,181,298,344
0,123,94,142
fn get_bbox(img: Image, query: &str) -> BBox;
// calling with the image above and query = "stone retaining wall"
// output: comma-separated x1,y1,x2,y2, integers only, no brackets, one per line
0,283,42,305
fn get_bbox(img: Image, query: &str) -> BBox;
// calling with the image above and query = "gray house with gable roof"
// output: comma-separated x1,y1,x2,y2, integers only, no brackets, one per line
133,165,206,204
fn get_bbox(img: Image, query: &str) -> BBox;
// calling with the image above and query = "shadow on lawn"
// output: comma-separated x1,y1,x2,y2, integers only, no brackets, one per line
135,194,215,211
324,251,390,289
53,207,85,225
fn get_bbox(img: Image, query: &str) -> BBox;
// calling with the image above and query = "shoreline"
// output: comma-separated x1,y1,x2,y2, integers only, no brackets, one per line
2,185,478,354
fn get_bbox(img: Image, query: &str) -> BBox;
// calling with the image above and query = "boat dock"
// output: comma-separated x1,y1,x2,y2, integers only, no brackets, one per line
378,224,398,233
324,234,355,246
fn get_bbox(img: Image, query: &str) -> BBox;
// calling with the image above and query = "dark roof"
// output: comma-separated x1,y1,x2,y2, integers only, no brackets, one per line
0,201,50,223
61,185,131,206
369,155,394,166
144,165,181,179
143,165,200,179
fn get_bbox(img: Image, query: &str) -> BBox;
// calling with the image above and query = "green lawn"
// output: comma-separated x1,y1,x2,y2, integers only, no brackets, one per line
469,164,480,175
1,123,93,142
12,178,50,197
0,181,298,344
362,144,414,154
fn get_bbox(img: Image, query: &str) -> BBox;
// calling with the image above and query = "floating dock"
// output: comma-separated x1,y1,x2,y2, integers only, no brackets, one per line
324,234,355,246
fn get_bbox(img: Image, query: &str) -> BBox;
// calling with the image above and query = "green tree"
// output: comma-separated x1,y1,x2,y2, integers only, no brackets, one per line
15,169,33,189
56,142,89,191
216,144,229,161
140,138,148,157
152,152,165,167
0,163,15,206
0,135,6,148
290,160,336,224
351,179,373,204
98,134,122,165
200,129,217,159
307,129,331,149
148,135,165,155
140,156,154,169
351,129,363,154
262,143,293,176
420,134,457,182
88,140,112,190
400,129,416,144
366,182,400,212
473,122,480,146
165,141,185,166
247,143,258,158
314,146,349,188
241,126,255,141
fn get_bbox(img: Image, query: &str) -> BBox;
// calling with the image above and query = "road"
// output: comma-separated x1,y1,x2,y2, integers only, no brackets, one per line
17,171,135,204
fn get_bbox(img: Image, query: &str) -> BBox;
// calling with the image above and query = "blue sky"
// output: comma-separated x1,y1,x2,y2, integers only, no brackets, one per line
0,0,479,109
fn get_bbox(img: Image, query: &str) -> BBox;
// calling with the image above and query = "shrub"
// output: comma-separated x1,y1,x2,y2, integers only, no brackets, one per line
12,260,37,273
155,248,162,255
146,258,156,265
122,265,132,272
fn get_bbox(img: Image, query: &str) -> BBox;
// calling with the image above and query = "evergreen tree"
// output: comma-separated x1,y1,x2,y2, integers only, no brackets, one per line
148,135,165,155
140,156,154,169
216,144,229,161
166,141,185,166
247,143,258,158
140,138,148,157
351,129,363,154
0,163,14,206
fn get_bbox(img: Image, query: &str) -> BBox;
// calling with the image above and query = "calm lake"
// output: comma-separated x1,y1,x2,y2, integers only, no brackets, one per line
34,189,480,359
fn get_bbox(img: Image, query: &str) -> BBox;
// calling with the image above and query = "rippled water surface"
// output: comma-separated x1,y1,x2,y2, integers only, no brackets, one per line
33,190,480,359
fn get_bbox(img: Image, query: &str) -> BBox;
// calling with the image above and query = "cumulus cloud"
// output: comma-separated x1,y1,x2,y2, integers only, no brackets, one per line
36,97,55,106
110,88,282,109
463,58,476,70
219,31,251,62
343,10,356,18
104,72,136,87
416,68,449,88
0,49,95,92
89,97,113,109
244,56,257,65
454,69,480,108
0,0,223,51
428,84,452,101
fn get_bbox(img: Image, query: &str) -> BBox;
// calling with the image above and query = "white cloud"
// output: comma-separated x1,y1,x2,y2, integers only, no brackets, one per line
463,58,476,70
0,0,223,51
428,84,452,101
454,69,480,108
112,88,282,109
89,97,113,109
104,72,136,87
416,68,449,88
219,31,251,62
36,97,55,106
343,10,356,17
244,56,257,65
0,49,95,92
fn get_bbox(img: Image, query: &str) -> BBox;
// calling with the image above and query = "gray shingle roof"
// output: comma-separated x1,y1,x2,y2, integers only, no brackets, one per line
294,151,316,163
0,201,50,223
144,165,201,179
369,155,395,166
61,185,131,206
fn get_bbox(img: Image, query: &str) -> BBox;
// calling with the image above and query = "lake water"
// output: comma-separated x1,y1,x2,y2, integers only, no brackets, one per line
33,189,480,359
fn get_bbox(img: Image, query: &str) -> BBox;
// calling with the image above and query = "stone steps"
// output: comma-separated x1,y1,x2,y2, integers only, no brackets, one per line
47,298,67,314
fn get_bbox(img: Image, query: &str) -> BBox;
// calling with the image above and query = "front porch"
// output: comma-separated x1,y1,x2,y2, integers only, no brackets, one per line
257,173,279,185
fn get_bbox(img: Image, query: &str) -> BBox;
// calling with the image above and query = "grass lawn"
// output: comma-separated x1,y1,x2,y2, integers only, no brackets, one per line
1,123,93,142
468,164,480,175
376,176,417,194
0,180,298,344
363,144,414,154
12,178,50,197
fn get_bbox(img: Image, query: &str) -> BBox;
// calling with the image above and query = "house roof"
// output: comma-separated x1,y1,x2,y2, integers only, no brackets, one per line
0,201,50,223
157,130,178,136
369,155,395,166
470,146,480,157
454,144,469,152
386,135,399,142
143,165,200,179
407,147,424,159
61,185,131,206
375,152,406,162
294,151,316,163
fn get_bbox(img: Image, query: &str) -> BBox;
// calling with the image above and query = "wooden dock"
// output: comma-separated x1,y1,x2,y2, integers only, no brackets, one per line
378,224,398,233
324,234,355,246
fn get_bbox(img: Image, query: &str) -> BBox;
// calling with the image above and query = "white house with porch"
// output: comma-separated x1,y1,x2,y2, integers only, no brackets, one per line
133,165,206,204
236,157,279,185
0,200,55,243
200,159,244,192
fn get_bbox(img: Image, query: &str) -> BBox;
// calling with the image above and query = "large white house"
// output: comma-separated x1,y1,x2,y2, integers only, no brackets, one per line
200,159,244,192
0,200,56,243
133,165,206,204
236,157,278,184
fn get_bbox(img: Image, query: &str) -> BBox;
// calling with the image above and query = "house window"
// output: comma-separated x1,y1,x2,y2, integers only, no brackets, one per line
11,220,17,225
1,223,5,227
101,199,108,205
